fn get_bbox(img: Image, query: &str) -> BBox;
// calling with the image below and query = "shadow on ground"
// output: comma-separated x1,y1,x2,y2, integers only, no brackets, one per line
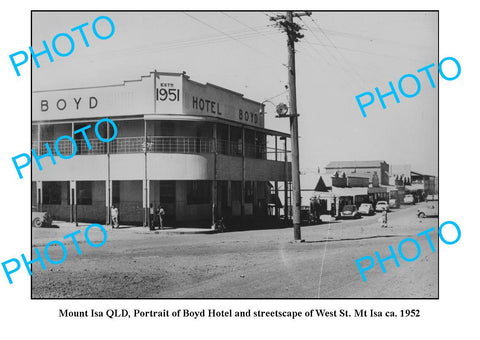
304,234,405,244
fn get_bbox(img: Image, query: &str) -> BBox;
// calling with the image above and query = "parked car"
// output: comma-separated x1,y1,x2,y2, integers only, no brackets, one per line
32,209,53,228
389,198,400,209
375,201,390,212
358,203,374,215
300,206,314,225
417,201,438,218
404,194,415,205
340,205,360,219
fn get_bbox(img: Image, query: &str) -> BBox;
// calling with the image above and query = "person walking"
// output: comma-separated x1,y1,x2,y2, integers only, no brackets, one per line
381,209,388,228
149,203,155,231
111,205,119,229
154,204,160,229
158,205,165,230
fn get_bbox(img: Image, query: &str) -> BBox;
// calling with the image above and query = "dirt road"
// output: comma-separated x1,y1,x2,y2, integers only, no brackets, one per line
31,205,438,298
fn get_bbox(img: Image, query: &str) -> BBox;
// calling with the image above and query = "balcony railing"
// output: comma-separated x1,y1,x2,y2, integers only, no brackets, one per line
216,139,242,157
31,139,77,157
77,139,107,155
32,136,290,161
110,137,144,154
148,136,214,154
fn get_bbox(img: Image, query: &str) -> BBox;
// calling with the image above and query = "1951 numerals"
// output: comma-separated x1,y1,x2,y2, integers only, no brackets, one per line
157,88,180,101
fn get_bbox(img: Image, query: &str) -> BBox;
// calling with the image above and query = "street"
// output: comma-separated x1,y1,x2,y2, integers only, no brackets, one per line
31,204,438,298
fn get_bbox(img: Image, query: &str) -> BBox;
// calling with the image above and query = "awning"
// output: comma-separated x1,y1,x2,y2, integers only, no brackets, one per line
369,187,388,194
406,183,424,191
332,187,368,196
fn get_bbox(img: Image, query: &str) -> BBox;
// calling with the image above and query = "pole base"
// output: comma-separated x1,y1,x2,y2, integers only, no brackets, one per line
290,239,305,243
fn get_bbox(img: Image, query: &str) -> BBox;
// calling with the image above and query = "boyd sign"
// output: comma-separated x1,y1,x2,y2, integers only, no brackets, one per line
40,96,98,112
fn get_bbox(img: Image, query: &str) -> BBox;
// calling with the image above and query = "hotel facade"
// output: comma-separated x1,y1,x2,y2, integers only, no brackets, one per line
32,72,291,226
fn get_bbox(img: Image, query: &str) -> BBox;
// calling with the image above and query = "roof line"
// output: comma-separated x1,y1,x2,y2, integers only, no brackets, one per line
33,72,155,93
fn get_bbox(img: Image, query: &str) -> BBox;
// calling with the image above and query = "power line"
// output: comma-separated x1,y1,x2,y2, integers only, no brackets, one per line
66,24,279,63
309,25,433,51
221,12,283,45
294,32,334,68
310,17,341,52
245,12,334,69
303,40,427,63
112,26,276,56
261,12,336,70
300,17,338,64
307,17,366,86
309,16,368,86
264,89,289,102
299,17,363,86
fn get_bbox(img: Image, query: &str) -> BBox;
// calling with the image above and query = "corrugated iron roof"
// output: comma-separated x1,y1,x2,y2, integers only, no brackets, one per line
325,160,386,169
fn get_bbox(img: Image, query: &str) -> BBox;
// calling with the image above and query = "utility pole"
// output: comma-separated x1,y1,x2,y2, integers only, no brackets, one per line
271,11,310,241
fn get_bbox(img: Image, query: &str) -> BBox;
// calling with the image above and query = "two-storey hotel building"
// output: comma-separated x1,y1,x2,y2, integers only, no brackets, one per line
32,71,291,226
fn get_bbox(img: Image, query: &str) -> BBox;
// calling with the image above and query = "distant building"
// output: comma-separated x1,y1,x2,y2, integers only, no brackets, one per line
325,160,389,185
301,163,388,217
389,164,411,186
410,171,437,198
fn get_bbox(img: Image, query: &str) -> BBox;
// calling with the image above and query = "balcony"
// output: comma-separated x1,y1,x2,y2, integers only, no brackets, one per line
32,136,290,161
32,139,106,156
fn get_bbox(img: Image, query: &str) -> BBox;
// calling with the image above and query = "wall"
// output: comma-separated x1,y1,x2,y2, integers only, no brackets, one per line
43,204,70,221
216,155,242,181
33,152,289,184
183,76,264,128
77,181,106,223
245,158,290,182
147,153,214,180
347,177,369,187
326,165,389,186
175,181,211,223
33,76,155,121
32,155,108,181
110,154,144,180
117,180,143,224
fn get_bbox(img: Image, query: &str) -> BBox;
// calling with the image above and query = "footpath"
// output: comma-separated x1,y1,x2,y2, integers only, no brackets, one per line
32,221,214,247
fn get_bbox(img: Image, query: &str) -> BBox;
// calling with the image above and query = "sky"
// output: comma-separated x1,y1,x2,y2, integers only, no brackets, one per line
32,11,438,176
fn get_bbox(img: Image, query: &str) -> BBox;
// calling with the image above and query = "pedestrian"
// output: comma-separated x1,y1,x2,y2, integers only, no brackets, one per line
149,203,155,230
154,204,160,229
381,209,388,228
111,205,119,229
158,205,165,230
110,205,115,229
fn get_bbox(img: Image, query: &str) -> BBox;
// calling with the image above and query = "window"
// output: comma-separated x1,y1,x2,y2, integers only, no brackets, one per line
43,182,62,205
231,181,242,202
187,181,211,204
77,181,92,205
160,181,175,203
112,181,120,204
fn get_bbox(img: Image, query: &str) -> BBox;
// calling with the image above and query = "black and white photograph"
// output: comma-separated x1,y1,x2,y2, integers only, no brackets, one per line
29,10,439,299
3,0,480,338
